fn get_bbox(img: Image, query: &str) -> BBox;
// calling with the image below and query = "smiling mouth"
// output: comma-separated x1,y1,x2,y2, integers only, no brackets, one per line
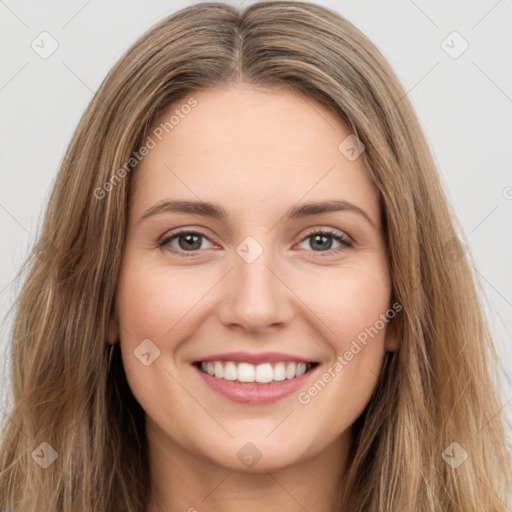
193,360,319,384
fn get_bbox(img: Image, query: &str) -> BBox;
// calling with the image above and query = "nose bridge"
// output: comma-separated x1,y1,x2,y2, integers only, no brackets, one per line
216,236,294,332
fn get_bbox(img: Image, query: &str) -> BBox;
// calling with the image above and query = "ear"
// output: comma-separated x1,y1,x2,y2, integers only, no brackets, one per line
107,318,119,345
383,315,399,352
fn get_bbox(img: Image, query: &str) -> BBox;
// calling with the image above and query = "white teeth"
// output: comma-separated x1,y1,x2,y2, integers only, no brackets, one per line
255,363,273,383
223,361,237,381
198,360,314,383
296,362,307,377
273,362,286,381
214,361,224,379
285,362,296,380
237,362,255,382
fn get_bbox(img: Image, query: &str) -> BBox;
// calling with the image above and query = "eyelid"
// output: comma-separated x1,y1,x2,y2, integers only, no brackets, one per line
295,226,353,256
158,226,353,256
158,228,218,256
299,226,353,244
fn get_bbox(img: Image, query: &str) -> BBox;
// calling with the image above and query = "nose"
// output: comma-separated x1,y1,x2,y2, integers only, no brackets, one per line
216,245,295,335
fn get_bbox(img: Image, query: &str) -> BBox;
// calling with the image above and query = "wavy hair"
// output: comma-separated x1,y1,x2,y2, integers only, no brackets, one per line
1,1,510,510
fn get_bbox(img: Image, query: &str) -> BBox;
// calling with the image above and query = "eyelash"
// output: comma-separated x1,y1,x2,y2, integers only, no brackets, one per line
157,228,353,257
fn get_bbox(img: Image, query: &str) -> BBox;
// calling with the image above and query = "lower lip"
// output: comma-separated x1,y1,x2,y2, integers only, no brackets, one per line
193,364,318,404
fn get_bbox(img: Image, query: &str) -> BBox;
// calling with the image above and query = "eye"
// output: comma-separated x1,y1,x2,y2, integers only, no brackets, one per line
158,230,215,256
297,228,353,255
158,228,353,257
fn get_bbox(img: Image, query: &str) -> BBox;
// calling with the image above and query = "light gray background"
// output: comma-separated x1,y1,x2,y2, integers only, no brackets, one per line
1,0,511,442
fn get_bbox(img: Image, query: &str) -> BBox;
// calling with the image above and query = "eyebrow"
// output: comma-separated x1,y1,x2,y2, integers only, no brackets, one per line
138,199,377,228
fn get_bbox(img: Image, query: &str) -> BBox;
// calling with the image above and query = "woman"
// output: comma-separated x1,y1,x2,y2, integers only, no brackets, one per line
1,1,510,511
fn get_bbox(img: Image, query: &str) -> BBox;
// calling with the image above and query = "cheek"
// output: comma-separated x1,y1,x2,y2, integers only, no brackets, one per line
291,263,392,425
116,260,205,342
298,262,391,348
114,260,205,420
115,258,220,394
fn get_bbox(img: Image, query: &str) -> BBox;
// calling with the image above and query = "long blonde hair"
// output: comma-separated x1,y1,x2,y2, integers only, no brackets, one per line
1,1,510,510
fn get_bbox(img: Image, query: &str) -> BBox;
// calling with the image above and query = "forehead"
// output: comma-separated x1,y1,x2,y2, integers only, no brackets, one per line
130,84,378,221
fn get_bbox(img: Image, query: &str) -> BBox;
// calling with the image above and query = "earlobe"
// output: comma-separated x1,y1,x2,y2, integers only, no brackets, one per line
107,318,119,345
383,320,399,352
384,335,399,352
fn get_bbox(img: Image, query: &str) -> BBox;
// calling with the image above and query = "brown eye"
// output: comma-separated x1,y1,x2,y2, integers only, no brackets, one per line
159,231,214,255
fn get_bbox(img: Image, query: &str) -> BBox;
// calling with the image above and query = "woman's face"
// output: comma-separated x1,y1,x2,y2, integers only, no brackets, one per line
112,84,398,472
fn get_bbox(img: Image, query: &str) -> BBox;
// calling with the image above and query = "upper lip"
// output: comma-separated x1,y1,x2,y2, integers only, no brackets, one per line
192,351,317,365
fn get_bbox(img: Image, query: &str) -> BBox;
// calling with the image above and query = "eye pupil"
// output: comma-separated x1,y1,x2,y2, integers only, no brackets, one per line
311,234,332,251
163,230,348,256
179,233,201,250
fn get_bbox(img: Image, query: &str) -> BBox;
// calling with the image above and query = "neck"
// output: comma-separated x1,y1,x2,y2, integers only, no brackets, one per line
145,419,352,512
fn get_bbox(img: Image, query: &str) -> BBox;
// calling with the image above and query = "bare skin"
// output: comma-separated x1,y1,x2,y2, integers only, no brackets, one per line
108,83,398,512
